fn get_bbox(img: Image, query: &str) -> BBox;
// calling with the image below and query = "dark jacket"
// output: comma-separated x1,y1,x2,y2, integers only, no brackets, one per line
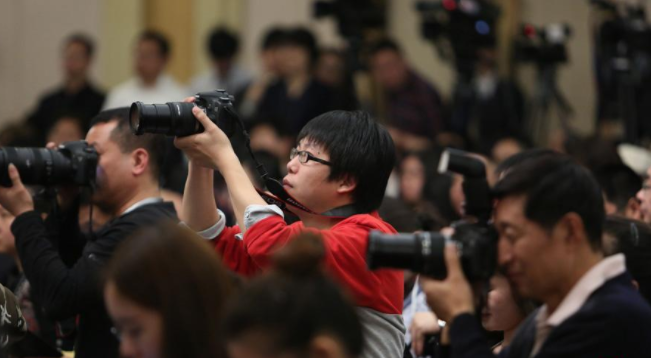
448,272,651,358
11,201,177,358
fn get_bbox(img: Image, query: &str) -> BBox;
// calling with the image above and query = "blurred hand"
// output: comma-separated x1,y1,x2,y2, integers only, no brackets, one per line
419,244,474,322
0,164,34,217
410,312,440,357
174,97,232,170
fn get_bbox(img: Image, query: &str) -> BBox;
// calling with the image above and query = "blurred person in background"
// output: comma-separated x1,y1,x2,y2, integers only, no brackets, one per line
315,48,359,111
26,34,105,144
593,164,642,218
103,30,186,110
45,115,85,146
636,165,651,224
189,27,252,97
255,27,334,137
368,38,444,151
223,232,363,358
104,223,233,358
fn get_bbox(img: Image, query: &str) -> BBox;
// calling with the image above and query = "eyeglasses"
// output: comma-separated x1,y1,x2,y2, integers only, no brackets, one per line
290,148,332,166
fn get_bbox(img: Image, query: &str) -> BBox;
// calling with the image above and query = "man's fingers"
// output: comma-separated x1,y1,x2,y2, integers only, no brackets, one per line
183,96,196,103
444,244,465,280
45,142,57,149
191,107,217,130
8,164,22,187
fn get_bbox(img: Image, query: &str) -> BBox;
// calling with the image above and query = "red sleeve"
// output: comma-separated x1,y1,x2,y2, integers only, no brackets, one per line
212,225,259,277
244,215,403,314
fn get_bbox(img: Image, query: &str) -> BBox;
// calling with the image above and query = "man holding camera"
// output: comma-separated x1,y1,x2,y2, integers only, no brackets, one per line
0,108,177,358
421,153,651,357
176,107,405,358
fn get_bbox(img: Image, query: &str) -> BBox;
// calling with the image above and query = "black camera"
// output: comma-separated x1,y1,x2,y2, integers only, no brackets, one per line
367,149,497,281
515,23,572,65
129,90,237,137
0,141,98,187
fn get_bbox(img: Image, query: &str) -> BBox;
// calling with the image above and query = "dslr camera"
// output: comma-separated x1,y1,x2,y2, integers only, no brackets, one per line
0,141,98,187
130,90,237,137
367,149,497,282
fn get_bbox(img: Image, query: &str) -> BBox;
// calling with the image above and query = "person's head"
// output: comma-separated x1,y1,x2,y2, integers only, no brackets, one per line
368,38,409,91
493,153,605,302
594,164,642,217
46,116,85,145
286,110,395,214
259,27,287,75
491,137,525,165
63,33,94,80
135,30,170,83
207,27,239,75
399,153,427,204
482,273,535,336
494,148,557,180
315,49,347,87
636,167,651,224
276,27,318,78
87,108,165,214
603,216,651,303
104,223,233,358
0,205,16,257
223,233,363,358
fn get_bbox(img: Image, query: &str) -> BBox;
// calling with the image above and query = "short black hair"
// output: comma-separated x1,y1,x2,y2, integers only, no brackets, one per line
494,153,605,250
207,27,239,60
278,27,319,65
494,148,557,178
297,110,395,213
368,38,402,57
261,27,287,50
65,33,95,58
90,108,166,181
594,164,642,214
139,30,170,58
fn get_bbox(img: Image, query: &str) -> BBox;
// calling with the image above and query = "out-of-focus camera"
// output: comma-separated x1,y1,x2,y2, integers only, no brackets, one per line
367,148,498,282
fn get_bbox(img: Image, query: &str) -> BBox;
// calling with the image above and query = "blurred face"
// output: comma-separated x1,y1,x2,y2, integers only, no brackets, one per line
135,40,167,82
370,49,408,91
261,48,281,75
63,41,90,79
636,167,651,223
105,282,163,358
400,155,425,204
86,121,134,214
495,195,569,301
482,275,525,332
0,206,16,255
277,45,310,77
284,140,343,214
449,174,464,216
47,117,84,145
315,53,344,87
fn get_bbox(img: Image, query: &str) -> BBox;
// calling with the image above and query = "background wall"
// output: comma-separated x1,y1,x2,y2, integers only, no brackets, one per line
0,0,601,139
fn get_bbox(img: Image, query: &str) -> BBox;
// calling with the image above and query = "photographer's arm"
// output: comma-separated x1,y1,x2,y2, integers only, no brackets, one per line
182,161,220,231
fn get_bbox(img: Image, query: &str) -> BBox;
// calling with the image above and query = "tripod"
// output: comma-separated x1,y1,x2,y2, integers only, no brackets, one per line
527,63,575,146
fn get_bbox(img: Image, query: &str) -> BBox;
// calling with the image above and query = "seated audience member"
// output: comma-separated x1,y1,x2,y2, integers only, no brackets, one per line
368,38,444,146
491,138,525,165
255,27,334,137
26,33,105,144
189,27,252,97
46,115,85,145
223,232,363,358
104,223,233,358
176,109,404,358
0,108,177,358
593,164,642,217
315,48,359,111
420,153,651,358
603,215,651,303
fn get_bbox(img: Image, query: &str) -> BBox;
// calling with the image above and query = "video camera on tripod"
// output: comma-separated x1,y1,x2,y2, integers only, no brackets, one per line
515,23,572,65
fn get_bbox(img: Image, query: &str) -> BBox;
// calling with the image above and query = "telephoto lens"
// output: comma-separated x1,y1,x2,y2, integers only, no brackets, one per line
130,102,199,137
367,231,448,278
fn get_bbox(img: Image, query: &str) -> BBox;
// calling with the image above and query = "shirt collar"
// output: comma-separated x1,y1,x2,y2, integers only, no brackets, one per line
121,197,164,216
537,253,626,327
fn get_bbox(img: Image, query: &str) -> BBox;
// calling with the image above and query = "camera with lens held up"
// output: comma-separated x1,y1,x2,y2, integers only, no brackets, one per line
129,90,237,137
0,141,98,187
367,148,498,282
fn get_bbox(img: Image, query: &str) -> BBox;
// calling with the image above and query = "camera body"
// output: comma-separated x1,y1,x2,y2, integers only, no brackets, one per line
130,90,236,137
0,141,98,187
367,148,498,282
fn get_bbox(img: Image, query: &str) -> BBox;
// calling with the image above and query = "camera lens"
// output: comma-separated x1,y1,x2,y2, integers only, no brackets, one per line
129,102,199,137
0,147,73,187
367,231,447,278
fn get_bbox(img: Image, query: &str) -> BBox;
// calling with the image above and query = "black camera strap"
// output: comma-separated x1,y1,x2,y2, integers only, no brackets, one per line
228,107,365,219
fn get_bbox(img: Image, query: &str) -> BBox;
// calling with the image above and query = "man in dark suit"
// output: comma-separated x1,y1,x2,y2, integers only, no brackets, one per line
421,152,651,358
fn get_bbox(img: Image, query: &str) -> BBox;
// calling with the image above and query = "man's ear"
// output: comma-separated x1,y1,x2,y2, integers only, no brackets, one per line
131,148,150,176
557,212,588,249
337,175,357,195
308,336,347,358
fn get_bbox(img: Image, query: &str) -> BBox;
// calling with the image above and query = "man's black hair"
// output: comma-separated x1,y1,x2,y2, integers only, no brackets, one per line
261,27,287,50
296,110,395,213
368,38,403,57
278,27,319,65
494,148,557,178
139,30,171,58
90,108,166,180
207,27,239,60
65,33,95,58
493,153,605,251
594,164,642,214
